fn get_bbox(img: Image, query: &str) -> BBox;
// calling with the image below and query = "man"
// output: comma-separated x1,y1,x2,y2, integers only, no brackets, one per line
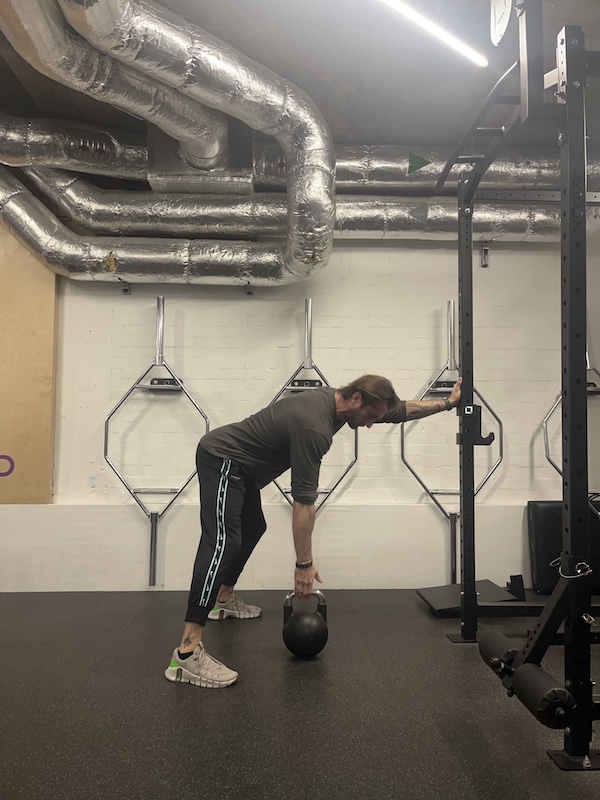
165,374,462,687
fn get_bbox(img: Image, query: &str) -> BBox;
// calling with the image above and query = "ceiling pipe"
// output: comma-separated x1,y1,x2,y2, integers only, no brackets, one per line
254,142,600,194
24,166,584,242
8,108,600,198
0,0,229,169
56,0,336,280
4,163,596,290
0,112,148,179
0,166,302,285
2,1,590,285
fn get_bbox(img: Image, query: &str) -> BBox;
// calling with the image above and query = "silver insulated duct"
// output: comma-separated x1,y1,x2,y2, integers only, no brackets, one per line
0,0,229,169
0,113,148,179
0,166,293,285
254,143,600,194
25,167,598,243
0,0,597,286
56,0,336,282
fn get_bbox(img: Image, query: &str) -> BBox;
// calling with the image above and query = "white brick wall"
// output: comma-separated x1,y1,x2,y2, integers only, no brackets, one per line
3,236,600,590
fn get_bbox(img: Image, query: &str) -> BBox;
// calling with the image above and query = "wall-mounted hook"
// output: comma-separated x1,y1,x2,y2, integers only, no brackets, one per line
480,240,491,269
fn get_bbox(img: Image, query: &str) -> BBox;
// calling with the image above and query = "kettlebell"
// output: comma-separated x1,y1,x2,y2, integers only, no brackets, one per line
283,589,328,658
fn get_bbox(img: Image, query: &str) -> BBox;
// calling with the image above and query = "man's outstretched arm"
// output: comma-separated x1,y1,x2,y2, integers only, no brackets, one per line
405,377,462,420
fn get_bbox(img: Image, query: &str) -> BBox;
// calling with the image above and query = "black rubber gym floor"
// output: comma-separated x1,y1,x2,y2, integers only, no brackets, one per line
1,589,599,800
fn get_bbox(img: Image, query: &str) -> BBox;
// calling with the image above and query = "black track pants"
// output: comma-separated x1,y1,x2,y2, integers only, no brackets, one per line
185,444,267,625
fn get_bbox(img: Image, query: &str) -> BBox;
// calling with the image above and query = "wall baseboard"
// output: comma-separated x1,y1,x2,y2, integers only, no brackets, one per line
0,503,529,592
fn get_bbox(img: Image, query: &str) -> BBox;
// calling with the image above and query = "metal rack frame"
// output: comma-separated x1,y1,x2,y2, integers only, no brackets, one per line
401,300,503,585
429,0,600,769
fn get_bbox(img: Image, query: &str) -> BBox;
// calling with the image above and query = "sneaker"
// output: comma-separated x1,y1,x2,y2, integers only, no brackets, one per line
208,594,262,620
164,644,238,688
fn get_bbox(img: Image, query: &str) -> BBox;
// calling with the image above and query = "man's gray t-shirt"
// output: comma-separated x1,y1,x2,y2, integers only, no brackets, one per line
201,387,407,504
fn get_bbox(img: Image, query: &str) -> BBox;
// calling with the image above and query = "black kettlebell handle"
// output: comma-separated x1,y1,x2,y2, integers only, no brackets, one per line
283,589,327,623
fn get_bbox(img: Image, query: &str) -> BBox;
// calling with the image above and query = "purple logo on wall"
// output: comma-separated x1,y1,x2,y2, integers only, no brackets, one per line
0,455,15,477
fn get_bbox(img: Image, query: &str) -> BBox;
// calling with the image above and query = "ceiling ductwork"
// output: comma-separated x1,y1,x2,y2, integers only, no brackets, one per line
0,0,229,170
0,0,597,286
6,110,600,198
24,166,594,243
9,110,600,200
0,0,336,284
254,142,600,195
54,0,336,281
0,166,298,285
0,112,148,179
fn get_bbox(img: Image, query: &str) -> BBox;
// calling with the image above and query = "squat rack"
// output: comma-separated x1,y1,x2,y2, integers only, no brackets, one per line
435,0,600,769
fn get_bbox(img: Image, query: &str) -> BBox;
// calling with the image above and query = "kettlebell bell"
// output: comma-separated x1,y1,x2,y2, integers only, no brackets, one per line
283,589,328,658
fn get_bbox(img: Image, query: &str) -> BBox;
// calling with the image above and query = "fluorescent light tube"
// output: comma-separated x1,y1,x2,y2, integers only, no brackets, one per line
379,0,489,68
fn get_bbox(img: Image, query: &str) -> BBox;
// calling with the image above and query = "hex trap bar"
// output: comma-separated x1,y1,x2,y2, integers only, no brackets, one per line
104,296,209,586
270,298,357,513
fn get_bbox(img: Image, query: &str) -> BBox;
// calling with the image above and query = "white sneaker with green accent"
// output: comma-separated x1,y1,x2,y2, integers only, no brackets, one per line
164,644,238,688
208,594,262,620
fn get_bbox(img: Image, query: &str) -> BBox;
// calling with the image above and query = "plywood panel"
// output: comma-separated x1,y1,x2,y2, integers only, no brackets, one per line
0,228,57,503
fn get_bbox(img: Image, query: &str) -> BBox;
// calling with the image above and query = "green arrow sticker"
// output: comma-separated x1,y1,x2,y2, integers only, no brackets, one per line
408,152,431,174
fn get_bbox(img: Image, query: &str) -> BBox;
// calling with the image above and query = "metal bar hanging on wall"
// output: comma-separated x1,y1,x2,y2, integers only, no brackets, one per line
270,298,358,513
104,296,209,586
